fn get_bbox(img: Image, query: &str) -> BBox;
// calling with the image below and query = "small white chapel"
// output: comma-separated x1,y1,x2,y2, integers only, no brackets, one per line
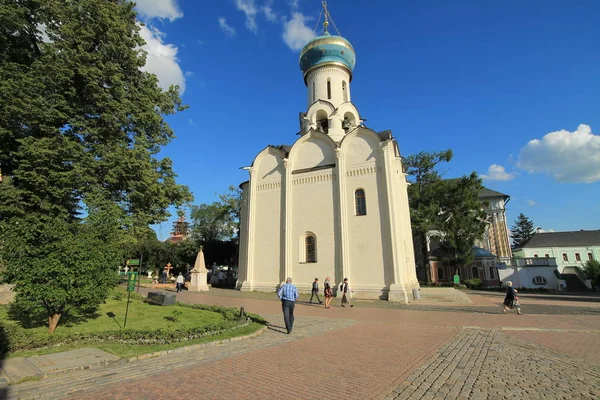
236,4,419,302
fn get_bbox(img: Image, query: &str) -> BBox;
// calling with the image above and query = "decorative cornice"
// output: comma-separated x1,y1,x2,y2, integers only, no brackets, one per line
256,178,282,191
292,170,334,186
346,161,380,178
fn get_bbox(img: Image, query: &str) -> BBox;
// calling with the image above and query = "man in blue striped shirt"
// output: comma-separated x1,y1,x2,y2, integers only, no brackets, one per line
277,277,299,334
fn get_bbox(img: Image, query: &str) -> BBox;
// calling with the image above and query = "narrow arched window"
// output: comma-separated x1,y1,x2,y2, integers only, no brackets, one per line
342,81,347,102
305,236,316,263
312,81,316,103
327,78,331,100
472,266,479,279
355,189,366,216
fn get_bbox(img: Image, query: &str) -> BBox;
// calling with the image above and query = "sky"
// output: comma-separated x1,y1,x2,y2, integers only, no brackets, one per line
132,0,600,240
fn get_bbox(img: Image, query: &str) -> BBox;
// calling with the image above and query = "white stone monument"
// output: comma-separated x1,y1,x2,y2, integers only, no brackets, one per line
189,246,210,292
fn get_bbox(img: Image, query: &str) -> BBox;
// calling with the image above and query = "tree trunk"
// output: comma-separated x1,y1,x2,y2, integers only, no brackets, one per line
48,313,61,334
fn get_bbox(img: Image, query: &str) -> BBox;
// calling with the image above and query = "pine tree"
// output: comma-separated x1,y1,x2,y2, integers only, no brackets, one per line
510,213,535,248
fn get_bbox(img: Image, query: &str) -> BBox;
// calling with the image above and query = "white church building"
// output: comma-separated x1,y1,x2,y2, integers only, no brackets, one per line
236,13,419,302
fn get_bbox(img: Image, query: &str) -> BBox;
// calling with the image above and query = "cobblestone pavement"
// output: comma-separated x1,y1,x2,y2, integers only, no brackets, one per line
4,289,600,400
388,328,600,400
353,302,600,315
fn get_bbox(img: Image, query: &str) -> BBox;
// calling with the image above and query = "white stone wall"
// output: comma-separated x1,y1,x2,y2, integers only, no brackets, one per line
306,65,351,109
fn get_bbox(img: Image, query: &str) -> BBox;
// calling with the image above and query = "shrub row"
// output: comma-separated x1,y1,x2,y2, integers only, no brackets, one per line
1,302,268,353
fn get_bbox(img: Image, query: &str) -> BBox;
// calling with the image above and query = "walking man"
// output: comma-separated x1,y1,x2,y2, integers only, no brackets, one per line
309,278,323,304
277,277,299,334
176,272,184,293
339,278,353,307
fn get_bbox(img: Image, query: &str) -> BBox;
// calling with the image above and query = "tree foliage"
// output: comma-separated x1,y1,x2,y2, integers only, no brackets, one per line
0,0,192,332
190,186,241,243
436,175,488,274
510,213,535,248
583,259,600,287
405,150,487,279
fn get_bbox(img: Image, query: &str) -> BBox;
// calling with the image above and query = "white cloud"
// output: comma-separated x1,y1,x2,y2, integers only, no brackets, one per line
188,118,196,126
139,24,186,93
283,13,315,51
288,0,300,10
261,1,278,22
134,0,183,21
518,124,600,183
235,0,259,34
480,164,516,181
527,200,536,206
219,17,236,37
536,227,555,233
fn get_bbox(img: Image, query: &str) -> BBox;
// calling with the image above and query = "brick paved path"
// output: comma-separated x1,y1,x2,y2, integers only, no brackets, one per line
5,289,600,399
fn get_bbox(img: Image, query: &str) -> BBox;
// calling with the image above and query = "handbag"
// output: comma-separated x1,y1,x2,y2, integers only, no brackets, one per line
511,296,520,309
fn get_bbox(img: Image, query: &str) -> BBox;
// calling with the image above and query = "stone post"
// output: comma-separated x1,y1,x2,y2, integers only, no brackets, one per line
189,246,210,292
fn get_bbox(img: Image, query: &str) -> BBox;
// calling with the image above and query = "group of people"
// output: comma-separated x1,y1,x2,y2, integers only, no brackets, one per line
276,277,354,334
308,277,353,308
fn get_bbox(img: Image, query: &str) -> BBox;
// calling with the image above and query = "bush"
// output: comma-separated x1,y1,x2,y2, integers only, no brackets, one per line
464,278,482,289
1,301,268,353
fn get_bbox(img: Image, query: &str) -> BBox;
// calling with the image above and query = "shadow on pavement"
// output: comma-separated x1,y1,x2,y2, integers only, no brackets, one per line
468,291,600,303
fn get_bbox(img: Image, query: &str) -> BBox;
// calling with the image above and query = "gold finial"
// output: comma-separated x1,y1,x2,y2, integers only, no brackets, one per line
322,1,329,33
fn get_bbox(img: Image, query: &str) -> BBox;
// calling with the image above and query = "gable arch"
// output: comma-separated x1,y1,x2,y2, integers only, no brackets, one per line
339,127,382,166
306,100,335,123
251,146,286,180
289,129,337,171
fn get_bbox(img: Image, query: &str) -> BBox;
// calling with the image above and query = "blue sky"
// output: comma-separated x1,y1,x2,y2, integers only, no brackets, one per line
133,0,600,240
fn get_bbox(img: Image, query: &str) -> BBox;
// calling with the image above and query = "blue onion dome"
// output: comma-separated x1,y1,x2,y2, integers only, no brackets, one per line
299,31,356,83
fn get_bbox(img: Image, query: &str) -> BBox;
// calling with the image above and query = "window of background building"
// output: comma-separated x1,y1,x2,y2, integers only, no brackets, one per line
575,253,581,261
589,253,594,260
545,254,549,258
533,254,538,258
532,276,548,285
563,253,568,262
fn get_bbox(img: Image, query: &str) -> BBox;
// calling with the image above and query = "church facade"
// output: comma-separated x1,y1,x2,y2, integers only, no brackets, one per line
236,21,419,302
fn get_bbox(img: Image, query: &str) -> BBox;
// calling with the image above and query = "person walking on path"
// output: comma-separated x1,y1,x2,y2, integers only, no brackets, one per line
176,272,185,292
277,277,299,334
323,277,333,309
339,278,353,307
309,278,323,304
502,281,522,315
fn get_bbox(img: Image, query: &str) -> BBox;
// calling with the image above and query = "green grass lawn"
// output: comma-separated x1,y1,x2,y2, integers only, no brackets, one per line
0,289,264,359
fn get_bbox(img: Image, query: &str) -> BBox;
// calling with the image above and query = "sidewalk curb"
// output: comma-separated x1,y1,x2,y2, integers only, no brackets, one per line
0,325,268,387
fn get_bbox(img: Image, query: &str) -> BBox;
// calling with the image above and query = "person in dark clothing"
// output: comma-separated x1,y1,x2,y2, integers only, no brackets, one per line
309,278,323,304
339,278,353,307
502,281,522,315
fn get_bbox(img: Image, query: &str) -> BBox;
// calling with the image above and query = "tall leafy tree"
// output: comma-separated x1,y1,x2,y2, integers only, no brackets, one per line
510,213,535,248
190,186,241,243
404,150,453,282
0,0,192,333
436,175,488,275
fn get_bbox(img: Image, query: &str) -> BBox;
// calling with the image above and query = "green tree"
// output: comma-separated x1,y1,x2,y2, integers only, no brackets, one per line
404,150,453,282
583,259,600,288
436,175,488,275
510,213,535,248
0,0,192,333
190,186,241,243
